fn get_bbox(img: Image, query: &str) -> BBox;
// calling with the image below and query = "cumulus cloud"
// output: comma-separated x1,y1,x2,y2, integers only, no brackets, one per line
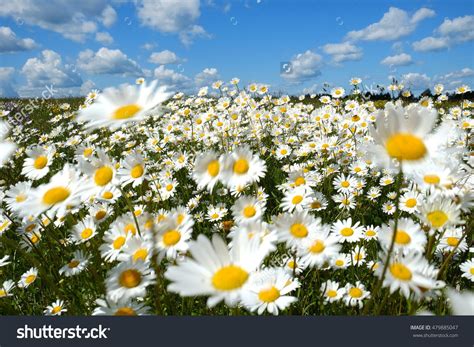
435,68,474,86
135,0,209,45
154,65,191,91
0,1,113,42
80,80,96,95
413,15,474,52
346,7,435,41
95,32,114,45
0,26,38,53
380,53,413,66
77,48,142,76
322,42,363,63
101,5,117,28
194,67,219,87
0,67,18,97
21,50,82,88
149,50,182,65
281,50,323,83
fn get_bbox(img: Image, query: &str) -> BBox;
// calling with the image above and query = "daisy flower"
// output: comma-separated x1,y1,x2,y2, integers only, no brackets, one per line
280,187,312,212
220,146,266,188
399,191,421,214
379,218,427,253
332,253,351,270
21,145,55,180
321,280,345,303
106,260,156,301
77,80,171,130
100,227,130,262
59,250,90,277
343,281,370,308
376,250,439,299
155,219,193,261
241,268,300,315
0,280,15,298
459,259,474,282
333,174,357,193
70,217,97,244
44,299,67,316
165,230,267,308
419,197,463,231
4,181,32,213
92,297,151,316
362,225,380,240
117,151,147,187
21,164,87,218
273,211,321,249
297,226,341,268
231,196,264,224
192,151,222,192
331,218,363,243
18,267,38,288
437,228,468,255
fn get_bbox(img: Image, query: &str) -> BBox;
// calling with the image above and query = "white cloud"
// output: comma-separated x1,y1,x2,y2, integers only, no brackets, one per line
435,68,474,85
154,65,191,91
0,67,18,97
135,0,209,45
401,72,431,90
0,26,37,53
380,53,413,66
412,36,449,52
281,50,323,82
21,50,82,88
0,1,112,42
77,48,142,76
101,5,117,28
95,32,114,45
322,42,362,63
194,67,219,87
413,15,474,52
142,42,157,51
149,50,181,65
346,7,435,41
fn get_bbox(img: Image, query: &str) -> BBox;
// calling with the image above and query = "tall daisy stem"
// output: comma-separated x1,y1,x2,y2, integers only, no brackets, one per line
364,167,403,315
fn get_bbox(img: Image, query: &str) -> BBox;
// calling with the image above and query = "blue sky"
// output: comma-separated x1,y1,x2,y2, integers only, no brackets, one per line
0,0,473,97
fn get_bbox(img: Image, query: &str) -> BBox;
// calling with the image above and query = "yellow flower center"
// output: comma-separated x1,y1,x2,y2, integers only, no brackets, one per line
446,237,459,247
131,164,144,178
427,210,448,228
366,230,376,237
294,177,306,186
94,166,113,186
42,187,70,205
114,307,137,316
0,289,6,297
81,228,93,239
326,289,337,298
212,265,249,291
423,175,440,185
405,198,417,208
119,269,142,288
25,274,36,284
341,180,350,188
52,306,62,314
311,201,321,209
102,191,113,199
34,156,48,169
113,236,126,250
385,133,427,161
258,286,281,303
292,195,303,205
335,259,344,266
124,223,137,235
113,104,142,120
16,194,27,202
133,249,148,262
340,228,354,237
83,148,93,157
162,230,181,246
349,287,362,298
470,267,474,275
290,223,308,238
233,158,249,174
95,210,107,220
395,230,411,245
309,240,325,254
389,263,412,281
243,206,256,218
207,160,220,177
68,260,80,268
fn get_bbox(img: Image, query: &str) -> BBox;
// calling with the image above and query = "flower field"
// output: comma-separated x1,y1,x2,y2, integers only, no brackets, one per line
0,80,472,316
